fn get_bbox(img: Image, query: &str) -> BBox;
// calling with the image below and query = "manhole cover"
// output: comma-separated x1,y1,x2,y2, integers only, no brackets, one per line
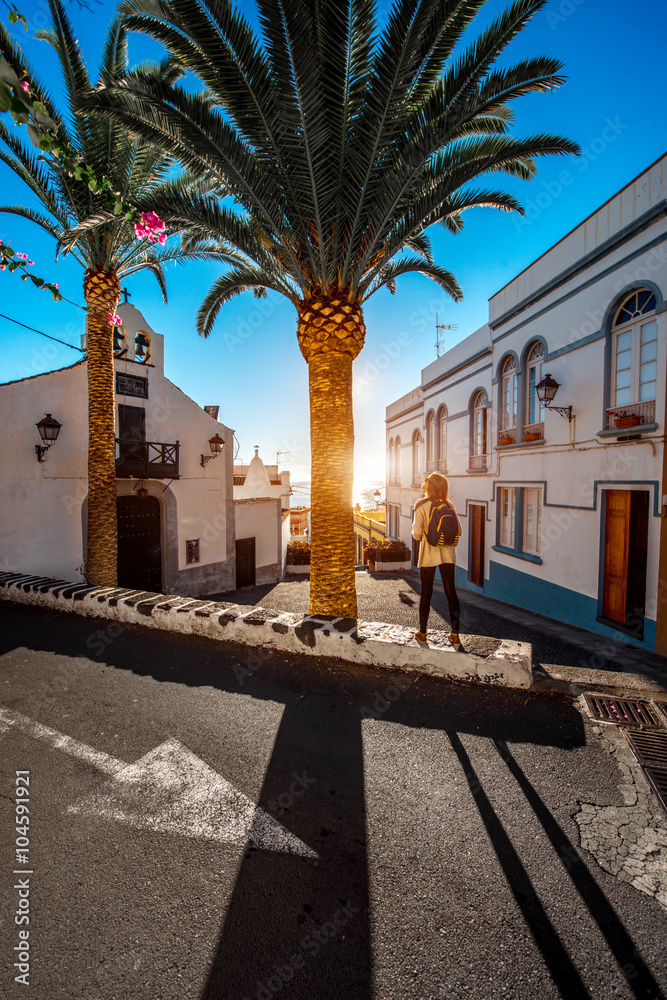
622,728,667,767
583,694,665,728
643,767,667,813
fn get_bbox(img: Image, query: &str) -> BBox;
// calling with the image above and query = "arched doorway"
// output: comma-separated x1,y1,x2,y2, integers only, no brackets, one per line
117,495,163,592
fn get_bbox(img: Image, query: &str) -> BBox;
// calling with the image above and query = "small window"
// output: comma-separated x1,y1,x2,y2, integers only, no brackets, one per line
498,487,515,548
116,372,148,398
412,429,422,484
611,289,657,408
522,488,541,556
437,406,447,469
426,411,436,470
525,343,545,426
470,390,488,468
500,357,517,431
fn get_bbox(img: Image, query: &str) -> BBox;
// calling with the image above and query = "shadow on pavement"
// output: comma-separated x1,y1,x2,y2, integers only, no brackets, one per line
2,603,663,1000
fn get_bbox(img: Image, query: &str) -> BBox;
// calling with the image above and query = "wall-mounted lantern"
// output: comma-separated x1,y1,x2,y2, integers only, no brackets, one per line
535,373,572,421
35,413,62,462
201,432,225,467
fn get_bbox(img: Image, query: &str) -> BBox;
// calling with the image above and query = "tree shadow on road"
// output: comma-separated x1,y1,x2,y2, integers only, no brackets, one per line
2,603,665,1000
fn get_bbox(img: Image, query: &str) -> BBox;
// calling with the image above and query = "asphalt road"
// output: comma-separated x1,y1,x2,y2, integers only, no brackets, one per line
1,602,666,1000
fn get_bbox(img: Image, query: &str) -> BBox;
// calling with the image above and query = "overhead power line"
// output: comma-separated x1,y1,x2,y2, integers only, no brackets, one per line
0,311,85,352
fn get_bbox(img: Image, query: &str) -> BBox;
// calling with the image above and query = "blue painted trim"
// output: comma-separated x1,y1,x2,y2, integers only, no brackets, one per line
458,559,657,652
490,206,667,333
547,327,605,361
492,545,543,565
491,480,660,517
456,564,486,595
491,229,667,344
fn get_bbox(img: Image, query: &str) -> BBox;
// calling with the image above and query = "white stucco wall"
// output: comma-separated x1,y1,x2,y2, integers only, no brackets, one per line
385,152,667,650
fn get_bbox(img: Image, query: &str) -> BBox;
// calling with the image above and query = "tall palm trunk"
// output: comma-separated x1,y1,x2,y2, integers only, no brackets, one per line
297,294,366,618
83,267,120,587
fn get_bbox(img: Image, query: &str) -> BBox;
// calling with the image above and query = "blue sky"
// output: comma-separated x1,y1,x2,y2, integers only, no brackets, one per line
1,0,665,502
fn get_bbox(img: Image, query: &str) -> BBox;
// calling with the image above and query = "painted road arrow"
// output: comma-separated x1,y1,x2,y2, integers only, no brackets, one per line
0,708,317,858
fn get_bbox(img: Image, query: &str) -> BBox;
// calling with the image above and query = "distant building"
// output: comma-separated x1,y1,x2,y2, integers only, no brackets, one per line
353,504,386,565
289,506,310,542
0,301,290,595
233,447,290,586
386,153,667,653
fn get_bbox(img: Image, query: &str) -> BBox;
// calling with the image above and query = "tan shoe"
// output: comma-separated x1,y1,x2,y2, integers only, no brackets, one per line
415,631,427,643
448,632,461,647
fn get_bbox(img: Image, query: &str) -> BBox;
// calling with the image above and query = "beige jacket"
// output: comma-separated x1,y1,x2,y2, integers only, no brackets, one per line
411,497,461,568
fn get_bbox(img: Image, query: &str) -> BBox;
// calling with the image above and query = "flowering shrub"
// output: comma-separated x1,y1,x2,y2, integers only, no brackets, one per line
108,312,122,326
287,541,311,565
0,242,61,300
364,539,410,562
134,211,167,245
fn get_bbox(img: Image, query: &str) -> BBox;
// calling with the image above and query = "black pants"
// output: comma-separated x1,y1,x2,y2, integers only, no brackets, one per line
419,563,460,634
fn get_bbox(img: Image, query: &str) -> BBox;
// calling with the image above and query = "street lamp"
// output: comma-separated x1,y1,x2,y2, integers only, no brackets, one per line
535,373,572,421
201,432,225,467
35,413,62,462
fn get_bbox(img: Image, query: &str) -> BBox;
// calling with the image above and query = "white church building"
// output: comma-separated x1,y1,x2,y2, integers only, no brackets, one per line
0,301,289,596
386,153,667,653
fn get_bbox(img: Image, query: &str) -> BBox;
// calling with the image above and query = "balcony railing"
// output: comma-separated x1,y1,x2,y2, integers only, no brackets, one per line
116,439,180,479
522,421,544,441
606,400,655,427
469,454,487,470
497,427,517,446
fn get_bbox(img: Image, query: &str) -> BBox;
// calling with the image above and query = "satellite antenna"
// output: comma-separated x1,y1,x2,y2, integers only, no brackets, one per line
435,313,457,358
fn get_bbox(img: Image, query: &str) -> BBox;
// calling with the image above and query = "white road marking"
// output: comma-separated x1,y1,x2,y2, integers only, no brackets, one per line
1,708,317,858
0,708,125,775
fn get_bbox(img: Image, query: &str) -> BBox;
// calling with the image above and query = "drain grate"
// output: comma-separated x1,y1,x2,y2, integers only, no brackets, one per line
643,768,667,812
583,694,665,728
622,728,667,767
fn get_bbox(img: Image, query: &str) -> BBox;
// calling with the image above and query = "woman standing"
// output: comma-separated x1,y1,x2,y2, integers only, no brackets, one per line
411,472,462,647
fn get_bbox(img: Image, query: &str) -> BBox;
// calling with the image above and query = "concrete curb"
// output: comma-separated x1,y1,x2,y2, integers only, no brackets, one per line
0,572,532,689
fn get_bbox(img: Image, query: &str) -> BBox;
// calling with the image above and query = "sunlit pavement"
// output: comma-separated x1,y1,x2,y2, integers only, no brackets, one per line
209,570,667,682
1,601,666,1000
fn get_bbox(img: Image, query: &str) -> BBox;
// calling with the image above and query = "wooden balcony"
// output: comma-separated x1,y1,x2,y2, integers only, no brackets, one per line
116,439,180,479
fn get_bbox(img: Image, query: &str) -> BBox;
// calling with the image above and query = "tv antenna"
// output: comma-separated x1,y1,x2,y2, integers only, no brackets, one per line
435,313,457,358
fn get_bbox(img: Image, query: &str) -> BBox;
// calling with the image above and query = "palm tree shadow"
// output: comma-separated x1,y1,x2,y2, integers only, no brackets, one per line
201,696,371,1000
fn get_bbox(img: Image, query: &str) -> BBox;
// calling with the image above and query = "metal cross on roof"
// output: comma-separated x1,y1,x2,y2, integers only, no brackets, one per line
121,288,132,303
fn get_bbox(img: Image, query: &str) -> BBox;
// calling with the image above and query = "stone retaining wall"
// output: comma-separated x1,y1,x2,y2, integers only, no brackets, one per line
0,572,532,689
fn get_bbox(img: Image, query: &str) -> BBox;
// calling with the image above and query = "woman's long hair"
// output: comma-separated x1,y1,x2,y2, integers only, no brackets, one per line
423,472,449,501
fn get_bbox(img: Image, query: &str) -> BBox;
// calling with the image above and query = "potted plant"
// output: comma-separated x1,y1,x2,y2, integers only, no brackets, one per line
498,433,513,446
614,410,643,428
523,430,542,441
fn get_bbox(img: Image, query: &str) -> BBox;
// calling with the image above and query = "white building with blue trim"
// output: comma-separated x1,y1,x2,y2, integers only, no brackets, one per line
386,153,667,653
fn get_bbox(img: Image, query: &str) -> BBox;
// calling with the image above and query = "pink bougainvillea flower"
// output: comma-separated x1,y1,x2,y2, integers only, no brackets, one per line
0,264,5,271
28,260,34,266
53,283,59,289
134,210,167,244
108,312,122,326
21,81,30,92
16,252,29,260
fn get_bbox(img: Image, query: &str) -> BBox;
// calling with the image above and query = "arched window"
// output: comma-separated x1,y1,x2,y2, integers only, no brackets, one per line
611,289,657,410
426,410,436,470
394,436,401,483
437,405,447,470
470,390,487,469
412,429,422,484
500,356,517,430
525,342,545,427
388,437,395,483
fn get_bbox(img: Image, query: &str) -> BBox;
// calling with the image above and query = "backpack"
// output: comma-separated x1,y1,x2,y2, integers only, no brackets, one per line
424,499,460,547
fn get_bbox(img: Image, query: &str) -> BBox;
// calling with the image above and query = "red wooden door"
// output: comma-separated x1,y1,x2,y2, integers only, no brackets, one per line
602,491,631,623
469,504,485,587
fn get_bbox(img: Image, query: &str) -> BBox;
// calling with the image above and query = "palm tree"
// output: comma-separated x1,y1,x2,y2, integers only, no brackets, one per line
86,0,578,616
0,0,220,587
